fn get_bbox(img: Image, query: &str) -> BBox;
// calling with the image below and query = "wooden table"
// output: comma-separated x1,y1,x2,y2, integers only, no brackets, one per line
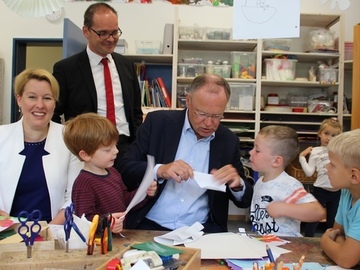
113,230,335,269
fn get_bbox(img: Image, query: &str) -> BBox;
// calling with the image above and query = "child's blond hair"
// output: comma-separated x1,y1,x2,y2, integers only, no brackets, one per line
258,125,299,167
327,128,360,169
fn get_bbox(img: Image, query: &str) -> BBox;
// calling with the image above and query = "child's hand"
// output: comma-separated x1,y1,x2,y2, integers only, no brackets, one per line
300,146,313,157
266,201,286,218
111,212,125,233
323,228,341,240
146,180,157,197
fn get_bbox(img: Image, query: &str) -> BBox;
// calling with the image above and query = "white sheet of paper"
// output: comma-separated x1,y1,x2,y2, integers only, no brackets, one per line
184,232,290,259
154,222,204,246
193,171,226,192
233,0,300,39
125,155,155,215
130,259,151,270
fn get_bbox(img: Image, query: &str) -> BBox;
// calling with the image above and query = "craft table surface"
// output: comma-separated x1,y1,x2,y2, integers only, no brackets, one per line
112,230,335,269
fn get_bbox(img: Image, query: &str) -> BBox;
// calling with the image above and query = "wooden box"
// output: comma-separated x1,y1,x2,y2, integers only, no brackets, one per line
0,222,55,255
96,245,201,270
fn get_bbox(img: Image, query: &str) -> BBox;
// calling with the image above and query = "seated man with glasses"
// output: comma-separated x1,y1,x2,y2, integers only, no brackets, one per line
119,74,254,233
52,2,143,169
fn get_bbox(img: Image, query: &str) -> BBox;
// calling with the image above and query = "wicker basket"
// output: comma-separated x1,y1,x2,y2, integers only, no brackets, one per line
285,157,317,185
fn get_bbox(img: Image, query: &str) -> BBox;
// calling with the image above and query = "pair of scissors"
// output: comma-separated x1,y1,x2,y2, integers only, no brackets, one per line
87,214,99,255
17,209,42,258
98,213,115,254
64,203,86,252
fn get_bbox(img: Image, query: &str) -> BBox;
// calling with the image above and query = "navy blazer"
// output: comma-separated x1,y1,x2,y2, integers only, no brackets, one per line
120,109,253,232
52,50,143,140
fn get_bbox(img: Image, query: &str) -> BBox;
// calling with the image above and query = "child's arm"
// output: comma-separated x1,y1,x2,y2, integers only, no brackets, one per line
266,200,325,222
320,223,360,268
299,147,316,176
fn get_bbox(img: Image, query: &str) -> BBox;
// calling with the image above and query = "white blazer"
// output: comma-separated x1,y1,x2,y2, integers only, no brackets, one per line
0,119,83,219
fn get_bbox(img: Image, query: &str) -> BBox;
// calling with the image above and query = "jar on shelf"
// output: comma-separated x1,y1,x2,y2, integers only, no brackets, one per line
206,60,214,74
267,93,279,105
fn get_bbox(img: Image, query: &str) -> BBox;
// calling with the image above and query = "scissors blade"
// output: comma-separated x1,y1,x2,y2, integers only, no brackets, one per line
27,245,32,258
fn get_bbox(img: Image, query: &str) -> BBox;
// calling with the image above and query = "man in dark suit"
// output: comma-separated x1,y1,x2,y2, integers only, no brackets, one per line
120,74,253,233
52,2,142,168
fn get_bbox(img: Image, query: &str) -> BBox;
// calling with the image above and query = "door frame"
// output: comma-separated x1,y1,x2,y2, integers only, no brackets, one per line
11,38,62,122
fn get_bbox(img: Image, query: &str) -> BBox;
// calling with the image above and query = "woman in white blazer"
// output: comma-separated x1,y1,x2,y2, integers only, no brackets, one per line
0,69,82,224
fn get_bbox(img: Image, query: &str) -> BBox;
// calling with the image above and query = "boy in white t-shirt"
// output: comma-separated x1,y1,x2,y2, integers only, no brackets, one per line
249,125,325,236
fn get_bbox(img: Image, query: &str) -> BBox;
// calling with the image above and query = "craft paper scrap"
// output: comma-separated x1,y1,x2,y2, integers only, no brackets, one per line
0,216,18,232
193,171,226,192
154,222,204,246
185,232,290,259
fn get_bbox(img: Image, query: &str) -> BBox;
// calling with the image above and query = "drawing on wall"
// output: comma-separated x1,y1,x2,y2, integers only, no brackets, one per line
321,0,350,10
241,0,276,24
233,0,300,40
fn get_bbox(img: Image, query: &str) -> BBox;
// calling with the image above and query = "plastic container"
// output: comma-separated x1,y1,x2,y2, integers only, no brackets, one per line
267,93,279,105
135,40,161,54
318,68,338,84
264,59,297,81
205,28,231,40
178,26,204,40
227,84,255,111
263,39,292,51
230,52,256,79
178,63,204,77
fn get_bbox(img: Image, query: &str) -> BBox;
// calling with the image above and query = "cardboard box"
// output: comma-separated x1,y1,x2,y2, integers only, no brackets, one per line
0,222,55,255
96,245,201,270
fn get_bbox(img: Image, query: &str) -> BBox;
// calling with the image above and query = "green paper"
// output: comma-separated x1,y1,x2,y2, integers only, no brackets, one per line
131,241,183,257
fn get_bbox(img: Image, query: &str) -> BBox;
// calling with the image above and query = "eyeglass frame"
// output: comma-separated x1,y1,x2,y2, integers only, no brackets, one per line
89,27,122,40
193,108,224,121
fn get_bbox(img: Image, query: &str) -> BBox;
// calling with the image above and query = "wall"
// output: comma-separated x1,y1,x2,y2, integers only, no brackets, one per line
0,0,360,123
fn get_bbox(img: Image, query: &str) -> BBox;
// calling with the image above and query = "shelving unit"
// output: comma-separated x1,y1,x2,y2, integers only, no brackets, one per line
126,12,349,147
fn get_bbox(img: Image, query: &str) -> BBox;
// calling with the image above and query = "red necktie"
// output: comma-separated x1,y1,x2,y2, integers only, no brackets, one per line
101,58,116,125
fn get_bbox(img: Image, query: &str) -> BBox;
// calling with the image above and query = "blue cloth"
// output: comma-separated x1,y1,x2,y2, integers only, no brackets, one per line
146,112,214,229
335,189,360,241
10,140,52,222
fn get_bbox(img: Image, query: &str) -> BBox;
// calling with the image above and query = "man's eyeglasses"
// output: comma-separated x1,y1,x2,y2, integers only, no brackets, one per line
89,27,122,40
193,109,224,121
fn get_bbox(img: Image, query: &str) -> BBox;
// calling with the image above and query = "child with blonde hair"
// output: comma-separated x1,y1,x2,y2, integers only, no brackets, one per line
320,129,360,268
299,117,342,237
249,125,325,236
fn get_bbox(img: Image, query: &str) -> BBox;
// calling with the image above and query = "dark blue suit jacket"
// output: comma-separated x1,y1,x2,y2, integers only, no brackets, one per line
52,50,142,140
120,109,253,231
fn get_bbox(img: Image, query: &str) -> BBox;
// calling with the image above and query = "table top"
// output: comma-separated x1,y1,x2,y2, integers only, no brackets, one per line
113,230,335,269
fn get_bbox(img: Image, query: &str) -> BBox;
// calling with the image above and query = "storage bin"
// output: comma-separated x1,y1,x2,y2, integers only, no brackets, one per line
205,28,231,40
179,26,204,40
135,40,161,54
318,68,338,84
206,64,231,78
263,39,292,51
177,84,189,108
230,52,256,79
264,58,297,81
178,63,204,77
227,84,255,111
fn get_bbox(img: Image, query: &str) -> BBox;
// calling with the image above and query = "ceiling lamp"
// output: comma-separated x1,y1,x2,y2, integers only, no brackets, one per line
3,0,65,17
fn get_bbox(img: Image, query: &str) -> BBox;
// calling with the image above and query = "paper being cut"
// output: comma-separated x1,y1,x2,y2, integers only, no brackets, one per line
193,171,226,192
125,155,155,215
154,222,204,246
